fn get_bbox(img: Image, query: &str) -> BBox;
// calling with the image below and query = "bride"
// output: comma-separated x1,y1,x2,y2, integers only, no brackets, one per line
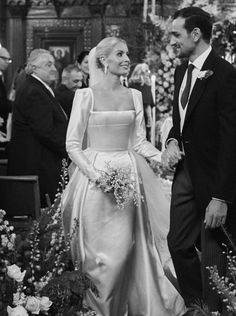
62,36,185,316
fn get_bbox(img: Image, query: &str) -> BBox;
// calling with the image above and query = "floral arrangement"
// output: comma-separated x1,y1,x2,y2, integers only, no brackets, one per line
0,159,97,316
189,226,236,316
145,15,181,118
93,162,143,210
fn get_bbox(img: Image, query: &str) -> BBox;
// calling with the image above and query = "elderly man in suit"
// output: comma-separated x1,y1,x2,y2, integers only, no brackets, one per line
0,46,12,139
8,49,68,207
162,7,236,315
54,64,83,118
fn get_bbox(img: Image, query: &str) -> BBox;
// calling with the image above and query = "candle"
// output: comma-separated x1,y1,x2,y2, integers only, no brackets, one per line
143,0,148,22
152,0,155,15
150,74,156,145
151,74,156,102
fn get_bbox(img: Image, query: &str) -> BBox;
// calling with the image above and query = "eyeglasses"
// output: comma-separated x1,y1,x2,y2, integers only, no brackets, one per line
0,56,12,64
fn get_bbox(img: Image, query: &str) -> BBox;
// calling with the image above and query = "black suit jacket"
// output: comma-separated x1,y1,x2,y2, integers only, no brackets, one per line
54,84,74,118
168,50,236,207
0,75,11,133
7,75,68,206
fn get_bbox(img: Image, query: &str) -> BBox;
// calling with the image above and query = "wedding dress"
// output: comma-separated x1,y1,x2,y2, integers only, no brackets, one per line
62,87,185,316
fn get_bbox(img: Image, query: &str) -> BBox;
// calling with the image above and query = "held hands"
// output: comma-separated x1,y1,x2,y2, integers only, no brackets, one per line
161,140,183,171
204,199,228,229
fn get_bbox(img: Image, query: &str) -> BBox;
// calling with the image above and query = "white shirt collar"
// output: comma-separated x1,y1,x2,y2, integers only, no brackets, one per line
31,74,55,97
190,45,212,70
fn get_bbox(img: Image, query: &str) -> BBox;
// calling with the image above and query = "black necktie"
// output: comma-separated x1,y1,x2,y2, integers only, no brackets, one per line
181,64,194,109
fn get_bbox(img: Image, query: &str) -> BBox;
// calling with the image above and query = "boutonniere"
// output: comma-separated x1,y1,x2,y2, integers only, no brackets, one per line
197,69,214,80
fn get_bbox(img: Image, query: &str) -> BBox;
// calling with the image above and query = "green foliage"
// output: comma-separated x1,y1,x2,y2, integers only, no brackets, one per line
0,160,97,316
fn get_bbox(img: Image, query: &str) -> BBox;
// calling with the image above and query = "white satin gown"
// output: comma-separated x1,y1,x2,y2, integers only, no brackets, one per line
62,88,185,316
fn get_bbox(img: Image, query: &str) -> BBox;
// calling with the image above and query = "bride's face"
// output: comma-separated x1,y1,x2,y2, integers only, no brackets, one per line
106,42,130,76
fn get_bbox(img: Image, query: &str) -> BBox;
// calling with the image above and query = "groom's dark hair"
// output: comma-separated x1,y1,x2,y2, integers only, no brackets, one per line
172,7,213,43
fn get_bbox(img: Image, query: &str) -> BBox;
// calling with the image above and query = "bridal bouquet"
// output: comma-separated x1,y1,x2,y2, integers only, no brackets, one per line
93,162,143,210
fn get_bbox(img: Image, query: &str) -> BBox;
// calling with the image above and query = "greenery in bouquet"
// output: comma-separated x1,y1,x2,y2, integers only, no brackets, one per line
93,162,144,210
0,159,97,316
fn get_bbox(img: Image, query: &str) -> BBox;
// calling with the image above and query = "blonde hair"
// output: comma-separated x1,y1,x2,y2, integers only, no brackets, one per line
25,49,52,74
129,63,150,86
95,37,126,71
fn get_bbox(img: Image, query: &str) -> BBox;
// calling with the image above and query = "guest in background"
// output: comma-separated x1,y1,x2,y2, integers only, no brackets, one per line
7,49,68,207
0,46,12,139
6,65,27,141
54,64,83,118
129,63,155,141
76,50,89,87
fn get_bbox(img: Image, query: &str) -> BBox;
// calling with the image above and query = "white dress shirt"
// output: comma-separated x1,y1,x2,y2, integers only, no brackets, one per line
179,45,212,132
31,74,68,120
32,74,55,97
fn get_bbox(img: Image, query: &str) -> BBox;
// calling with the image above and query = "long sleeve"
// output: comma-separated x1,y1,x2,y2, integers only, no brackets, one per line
66,88,100,180
131,89,161,162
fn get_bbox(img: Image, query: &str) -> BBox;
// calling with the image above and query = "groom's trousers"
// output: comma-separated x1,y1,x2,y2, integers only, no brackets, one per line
167,160,230,312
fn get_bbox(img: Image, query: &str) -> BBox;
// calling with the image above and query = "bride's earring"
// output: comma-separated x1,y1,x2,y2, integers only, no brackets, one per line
104,64,108,74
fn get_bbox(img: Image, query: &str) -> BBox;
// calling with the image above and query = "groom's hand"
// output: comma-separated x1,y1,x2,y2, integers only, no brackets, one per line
161,140,183,170
204,199,228,229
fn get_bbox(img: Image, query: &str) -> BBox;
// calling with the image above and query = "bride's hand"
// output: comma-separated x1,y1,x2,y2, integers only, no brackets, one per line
88,167,103,183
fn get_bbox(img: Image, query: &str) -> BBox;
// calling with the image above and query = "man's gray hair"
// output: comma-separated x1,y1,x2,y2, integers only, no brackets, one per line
25,49,52,74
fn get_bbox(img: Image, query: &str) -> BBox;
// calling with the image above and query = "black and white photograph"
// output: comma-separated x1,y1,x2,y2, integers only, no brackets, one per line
1,1,236,316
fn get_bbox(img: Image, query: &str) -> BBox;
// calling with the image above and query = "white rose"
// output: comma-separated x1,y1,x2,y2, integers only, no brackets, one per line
7,265,26,283
25,296,41,314
40,296,53,312
7,305,29,316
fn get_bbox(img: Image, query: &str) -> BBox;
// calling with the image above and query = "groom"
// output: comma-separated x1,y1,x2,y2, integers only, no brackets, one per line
162,7,236,315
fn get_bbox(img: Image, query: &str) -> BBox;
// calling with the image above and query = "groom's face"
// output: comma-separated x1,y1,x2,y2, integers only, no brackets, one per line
170,17,195,59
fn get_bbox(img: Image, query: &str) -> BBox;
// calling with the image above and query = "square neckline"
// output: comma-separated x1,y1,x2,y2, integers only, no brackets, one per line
89,87,136,113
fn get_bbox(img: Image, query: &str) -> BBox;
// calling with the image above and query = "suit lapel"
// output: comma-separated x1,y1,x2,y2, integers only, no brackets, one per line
29,75,67,121
184,50,217,125
175,61,188,104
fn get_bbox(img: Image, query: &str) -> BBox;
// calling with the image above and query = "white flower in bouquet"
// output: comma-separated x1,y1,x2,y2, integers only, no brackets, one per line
33,281,47,293
1,235,8,246
25,296,41,314
7,264,26,283
7,305,29,316
0,209,6,217
39,296,53,312
13,291,27,306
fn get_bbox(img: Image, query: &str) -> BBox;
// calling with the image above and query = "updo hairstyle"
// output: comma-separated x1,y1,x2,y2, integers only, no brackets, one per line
95,37,127,72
